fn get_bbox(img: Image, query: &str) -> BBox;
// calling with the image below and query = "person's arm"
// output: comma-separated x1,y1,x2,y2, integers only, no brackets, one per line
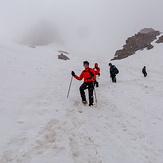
74,71,84,81
97,68,100,75
110,68,112,76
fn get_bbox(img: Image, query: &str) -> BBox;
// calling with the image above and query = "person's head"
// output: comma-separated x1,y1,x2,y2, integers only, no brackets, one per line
144,66,146,69
95,63,98,68
109,63,112,67
83,61,89,68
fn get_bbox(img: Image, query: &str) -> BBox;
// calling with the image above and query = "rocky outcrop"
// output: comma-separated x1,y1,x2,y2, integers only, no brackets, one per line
58,53,70,60
156,35,163,43
112,28,160,60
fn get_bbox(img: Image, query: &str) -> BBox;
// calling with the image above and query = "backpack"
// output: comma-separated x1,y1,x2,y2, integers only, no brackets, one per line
111,65,119,75
116,68,119,74
84,68,94,78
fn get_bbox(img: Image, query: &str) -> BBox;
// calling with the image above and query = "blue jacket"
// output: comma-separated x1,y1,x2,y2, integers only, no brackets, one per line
110,65,117,75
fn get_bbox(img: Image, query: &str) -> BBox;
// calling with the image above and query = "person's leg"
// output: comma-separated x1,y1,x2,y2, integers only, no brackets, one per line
112,74,116,83
79,83,88,102
145,73,147,77
94,79,99,87
88,82,94,106
111,75,114,82
114,75,116,83
96,81,99,87
94,79,97,86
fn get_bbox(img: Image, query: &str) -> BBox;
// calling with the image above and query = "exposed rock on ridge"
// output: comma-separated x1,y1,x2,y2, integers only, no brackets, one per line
156,35,163,43
58,53,70,60
112,28,160,60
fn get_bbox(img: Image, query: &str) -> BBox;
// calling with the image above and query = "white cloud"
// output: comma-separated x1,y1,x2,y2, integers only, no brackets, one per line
0,0,163,57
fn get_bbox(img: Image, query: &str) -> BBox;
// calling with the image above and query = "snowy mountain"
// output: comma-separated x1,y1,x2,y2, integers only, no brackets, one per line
0,38,163,162
1,0,163,162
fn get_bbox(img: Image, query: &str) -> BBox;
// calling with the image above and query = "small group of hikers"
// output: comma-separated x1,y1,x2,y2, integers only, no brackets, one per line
71,61,100,106
71,61,147,106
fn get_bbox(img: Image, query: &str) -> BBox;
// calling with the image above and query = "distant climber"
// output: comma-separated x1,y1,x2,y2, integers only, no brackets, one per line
109,63,119,83
142,66,147,77
93,63,100,87
71,61,96,106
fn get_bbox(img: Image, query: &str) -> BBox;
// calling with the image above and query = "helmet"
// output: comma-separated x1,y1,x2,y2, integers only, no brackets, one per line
95,63,98,66
109,63,112,66
83,61,89,66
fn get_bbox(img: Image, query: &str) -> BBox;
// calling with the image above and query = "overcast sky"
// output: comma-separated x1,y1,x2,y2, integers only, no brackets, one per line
0,0,163,57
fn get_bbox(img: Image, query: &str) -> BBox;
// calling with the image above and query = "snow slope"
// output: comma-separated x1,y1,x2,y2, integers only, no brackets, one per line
0,41,163,163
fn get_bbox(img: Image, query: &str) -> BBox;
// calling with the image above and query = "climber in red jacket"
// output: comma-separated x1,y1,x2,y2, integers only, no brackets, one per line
71,61,96,106
93,63,100,87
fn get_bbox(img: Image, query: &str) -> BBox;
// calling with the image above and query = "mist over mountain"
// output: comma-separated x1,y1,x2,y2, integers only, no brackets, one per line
0,1,163,162
19,19,64,46
0,0,163,57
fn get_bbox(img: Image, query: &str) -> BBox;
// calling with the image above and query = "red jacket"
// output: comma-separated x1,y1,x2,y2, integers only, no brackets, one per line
93,67,100,75
74,67,96,83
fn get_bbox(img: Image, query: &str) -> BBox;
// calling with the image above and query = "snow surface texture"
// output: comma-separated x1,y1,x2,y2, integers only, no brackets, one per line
0,40,163,163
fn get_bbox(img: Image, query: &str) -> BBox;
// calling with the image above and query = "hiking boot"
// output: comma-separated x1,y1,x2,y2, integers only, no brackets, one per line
89,103,93,106
82,101,87,105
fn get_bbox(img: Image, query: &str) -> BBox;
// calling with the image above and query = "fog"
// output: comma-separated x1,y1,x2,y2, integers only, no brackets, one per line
0,0,163,57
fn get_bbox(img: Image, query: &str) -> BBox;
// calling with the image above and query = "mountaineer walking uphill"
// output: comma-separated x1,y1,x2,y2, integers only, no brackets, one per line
71,61,96,106
142,66,147,77
109,63,119,83
93,63,100,87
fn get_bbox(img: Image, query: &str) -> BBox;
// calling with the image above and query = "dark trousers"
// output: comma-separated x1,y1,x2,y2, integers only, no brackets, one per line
94,79,99,87
143,72,147,77
111,74,116,83
79,82,94,105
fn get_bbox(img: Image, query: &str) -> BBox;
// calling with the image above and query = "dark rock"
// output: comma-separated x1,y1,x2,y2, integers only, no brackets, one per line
156,35,163,43
139,28,156,34
146,44,154,50
112,28,160,60
58,53,70,60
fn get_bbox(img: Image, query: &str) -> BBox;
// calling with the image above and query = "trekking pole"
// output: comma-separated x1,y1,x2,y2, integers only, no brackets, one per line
67,76,73,98
94,86,97,103
92,78,97,103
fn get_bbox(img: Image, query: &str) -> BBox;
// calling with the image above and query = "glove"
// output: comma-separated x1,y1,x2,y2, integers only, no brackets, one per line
71,71,75,76
98,73,100,76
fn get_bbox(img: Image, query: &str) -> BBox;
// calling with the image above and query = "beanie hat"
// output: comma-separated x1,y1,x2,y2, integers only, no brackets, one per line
95,63,98,66
83,61,89,66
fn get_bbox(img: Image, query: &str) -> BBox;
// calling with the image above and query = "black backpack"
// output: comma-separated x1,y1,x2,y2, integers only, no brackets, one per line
116,68,119,74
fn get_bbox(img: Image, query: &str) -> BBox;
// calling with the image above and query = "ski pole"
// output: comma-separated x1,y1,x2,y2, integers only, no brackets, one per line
67,75,73,98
